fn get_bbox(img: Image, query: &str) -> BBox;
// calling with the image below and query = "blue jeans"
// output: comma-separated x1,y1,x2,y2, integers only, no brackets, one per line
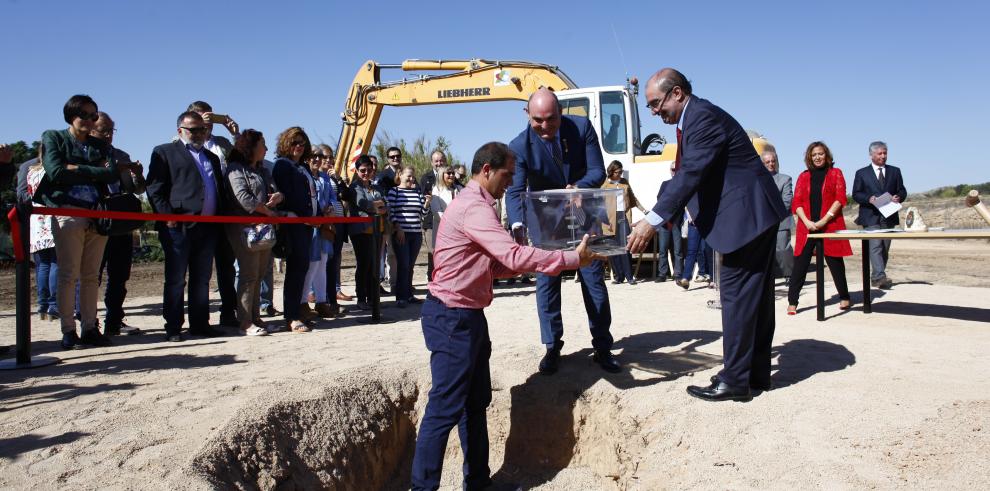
259,255,275,310
34,248,58,314
412,297,492,490
682,224,713,280
159,224,218,335
395,231,422,301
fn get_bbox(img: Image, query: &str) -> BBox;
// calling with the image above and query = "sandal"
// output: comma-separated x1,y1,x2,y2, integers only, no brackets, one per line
786,305,797,316
839,300,852,310
290,320,311,333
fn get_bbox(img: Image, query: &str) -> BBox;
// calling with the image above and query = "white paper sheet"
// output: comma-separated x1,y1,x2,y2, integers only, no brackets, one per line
874,192,902,218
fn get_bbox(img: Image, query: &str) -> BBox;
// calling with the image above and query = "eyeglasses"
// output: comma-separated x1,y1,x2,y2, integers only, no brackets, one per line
180,126,207,135
444,171,456,176
645,87,675,111
291,140,307,147
77,112,99,122
387,154,401,160
95,128,117,137
356,167,372,173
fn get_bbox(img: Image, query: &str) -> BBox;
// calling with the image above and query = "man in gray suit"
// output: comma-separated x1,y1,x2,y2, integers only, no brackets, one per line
762,149,793,281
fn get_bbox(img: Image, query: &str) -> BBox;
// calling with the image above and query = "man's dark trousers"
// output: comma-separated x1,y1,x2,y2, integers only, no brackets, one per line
412,297,492,490
717,225,777,389
159,224,218,336
657,226,683,278
214,231,238,323
536,260,613,350
101,234,133,327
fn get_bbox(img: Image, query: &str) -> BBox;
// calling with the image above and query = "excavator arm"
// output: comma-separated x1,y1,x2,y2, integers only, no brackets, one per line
334,59,578,179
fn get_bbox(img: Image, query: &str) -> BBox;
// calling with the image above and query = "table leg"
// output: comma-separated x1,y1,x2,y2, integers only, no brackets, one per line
862,239,872,314
816,238,825,321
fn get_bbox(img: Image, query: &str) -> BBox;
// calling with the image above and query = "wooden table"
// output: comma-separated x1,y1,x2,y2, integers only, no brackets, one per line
808,230,990,321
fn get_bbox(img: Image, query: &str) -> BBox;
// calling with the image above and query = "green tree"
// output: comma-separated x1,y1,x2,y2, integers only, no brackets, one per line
371,131,462,179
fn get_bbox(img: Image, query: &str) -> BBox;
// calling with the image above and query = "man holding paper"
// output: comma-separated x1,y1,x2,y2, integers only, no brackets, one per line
852,141,907,289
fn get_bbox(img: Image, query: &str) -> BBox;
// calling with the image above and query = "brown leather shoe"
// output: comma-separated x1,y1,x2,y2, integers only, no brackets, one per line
314,302,336,318
336,291,353,302
298,303,317,322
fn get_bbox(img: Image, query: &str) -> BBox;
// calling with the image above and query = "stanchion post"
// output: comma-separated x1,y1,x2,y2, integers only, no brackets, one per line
1,202,59,370
370,214,381,323
815,238,825,321
862,239,872,314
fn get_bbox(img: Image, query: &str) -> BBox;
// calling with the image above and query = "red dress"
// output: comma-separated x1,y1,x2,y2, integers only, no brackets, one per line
792,167,853,257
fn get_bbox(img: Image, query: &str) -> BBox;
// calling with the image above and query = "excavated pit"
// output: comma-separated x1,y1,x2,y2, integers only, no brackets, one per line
191,366,651,490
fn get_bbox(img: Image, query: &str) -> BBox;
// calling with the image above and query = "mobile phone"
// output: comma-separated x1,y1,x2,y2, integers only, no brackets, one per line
206,113,229,124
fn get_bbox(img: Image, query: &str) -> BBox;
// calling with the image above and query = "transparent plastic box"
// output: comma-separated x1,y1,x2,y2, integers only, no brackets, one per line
524,188,627,256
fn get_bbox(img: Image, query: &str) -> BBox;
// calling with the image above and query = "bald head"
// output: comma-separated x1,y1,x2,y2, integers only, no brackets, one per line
645,67,692,125
525,88,562,141
527,87,560,113
648,68,692,95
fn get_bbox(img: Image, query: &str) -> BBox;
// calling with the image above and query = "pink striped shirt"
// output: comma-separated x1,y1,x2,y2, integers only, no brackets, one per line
429,180,579,309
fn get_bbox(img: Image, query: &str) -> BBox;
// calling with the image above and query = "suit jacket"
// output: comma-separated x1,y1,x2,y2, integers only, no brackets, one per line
146,140,224,220
506,115,606,227
852,164,907,227
271,157,316,218
650,96,787,253
772,172,794,230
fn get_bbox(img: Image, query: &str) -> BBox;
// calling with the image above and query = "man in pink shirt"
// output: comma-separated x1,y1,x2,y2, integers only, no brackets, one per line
411,142,600,490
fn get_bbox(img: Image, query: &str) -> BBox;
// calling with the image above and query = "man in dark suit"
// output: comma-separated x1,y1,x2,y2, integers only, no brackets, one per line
628,68,788,401
852,141,906,289
505,88,620,375
146,111,226,342
762,148,794,281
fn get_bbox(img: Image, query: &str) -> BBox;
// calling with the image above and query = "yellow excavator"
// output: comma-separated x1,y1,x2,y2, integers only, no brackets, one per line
334,58,767,221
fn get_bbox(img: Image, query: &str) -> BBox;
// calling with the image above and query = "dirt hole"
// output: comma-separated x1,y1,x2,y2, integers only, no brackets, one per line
191,369,645,490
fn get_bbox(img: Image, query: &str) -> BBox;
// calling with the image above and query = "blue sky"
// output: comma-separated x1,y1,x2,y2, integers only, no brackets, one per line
2,0,987,193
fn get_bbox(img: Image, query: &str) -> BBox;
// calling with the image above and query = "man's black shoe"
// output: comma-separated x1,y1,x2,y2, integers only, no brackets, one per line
687,380,752,402
538,348,561,375
61,332,81,350
710,375,770,392
104,324,121,336
188,326,225,338
593,350,622,373
79,329,112,347
263,305,280,317
165,333,183,342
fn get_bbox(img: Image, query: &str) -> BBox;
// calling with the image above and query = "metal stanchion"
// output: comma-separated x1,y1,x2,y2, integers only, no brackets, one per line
1,203,60,370
815,238,825,321
370,214,382,323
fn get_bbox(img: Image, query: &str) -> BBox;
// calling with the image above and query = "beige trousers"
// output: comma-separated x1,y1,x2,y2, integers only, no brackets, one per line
53,215,108,333
225,224,271,327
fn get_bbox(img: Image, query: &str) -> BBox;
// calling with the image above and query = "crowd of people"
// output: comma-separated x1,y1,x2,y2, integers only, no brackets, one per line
0,78,913,490
6,95,479,349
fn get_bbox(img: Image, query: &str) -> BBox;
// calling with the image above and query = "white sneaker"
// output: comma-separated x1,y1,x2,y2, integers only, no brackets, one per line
245,326,269,336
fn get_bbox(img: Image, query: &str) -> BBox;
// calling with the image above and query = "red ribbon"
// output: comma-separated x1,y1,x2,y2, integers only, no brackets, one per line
8,206,372,263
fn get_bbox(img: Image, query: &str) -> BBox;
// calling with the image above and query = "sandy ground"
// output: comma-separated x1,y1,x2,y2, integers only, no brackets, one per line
1,235,989,490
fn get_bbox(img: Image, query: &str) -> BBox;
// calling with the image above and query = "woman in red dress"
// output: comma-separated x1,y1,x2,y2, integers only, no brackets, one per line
787,141,852,315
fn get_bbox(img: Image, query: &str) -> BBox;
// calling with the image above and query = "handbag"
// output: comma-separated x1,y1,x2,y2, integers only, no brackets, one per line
319,223,335,241
94,193,144,236
243,223,276,251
